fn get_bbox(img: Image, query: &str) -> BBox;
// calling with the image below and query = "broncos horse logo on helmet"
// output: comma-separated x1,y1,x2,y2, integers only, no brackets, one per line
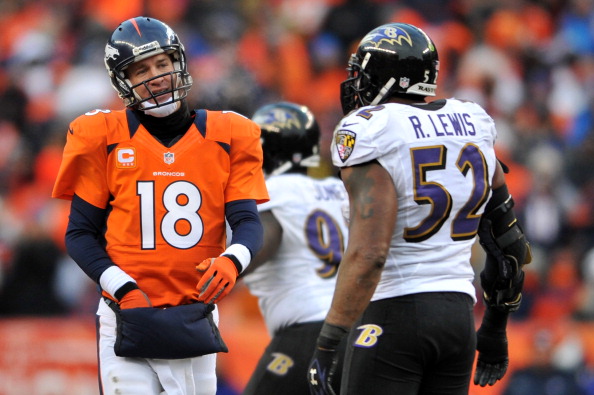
104,16,193,110
340,23,439,115
252,102,320,176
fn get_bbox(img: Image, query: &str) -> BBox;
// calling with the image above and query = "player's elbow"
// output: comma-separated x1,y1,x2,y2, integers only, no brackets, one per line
349,243,388,271
367,249,388,271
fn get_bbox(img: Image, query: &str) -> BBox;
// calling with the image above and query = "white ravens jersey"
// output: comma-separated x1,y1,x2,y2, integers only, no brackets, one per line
242,173,348,335
331,99,499,303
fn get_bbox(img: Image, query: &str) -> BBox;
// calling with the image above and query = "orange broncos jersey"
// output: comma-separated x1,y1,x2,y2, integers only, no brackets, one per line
53,108,269,307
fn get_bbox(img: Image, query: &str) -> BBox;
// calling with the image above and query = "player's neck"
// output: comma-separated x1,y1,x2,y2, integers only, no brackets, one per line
386,95,427,105
134,101,193,147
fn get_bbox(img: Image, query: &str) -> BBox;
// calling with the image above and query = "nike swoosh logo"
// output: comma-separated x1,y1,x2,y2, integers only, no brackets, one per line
342,122,357,127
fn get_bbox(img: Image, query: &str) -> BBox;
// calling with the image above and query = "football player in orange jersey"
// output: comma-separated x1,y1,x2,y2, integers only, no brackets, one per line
52,16,269,395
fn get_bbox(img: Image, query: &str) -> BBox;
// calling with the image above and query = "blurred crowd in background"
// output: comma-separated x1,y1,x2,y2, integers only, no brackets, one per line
0,0,593,393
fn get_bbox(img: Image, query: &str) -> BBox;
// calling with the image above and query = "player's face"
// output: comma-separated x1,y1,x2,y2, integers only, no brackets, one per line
126,54,176,104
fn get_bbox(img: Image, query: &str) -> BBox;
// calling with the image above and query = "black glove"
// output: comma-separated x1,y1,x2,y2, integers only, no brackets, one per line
308,347,339,395
474,307,509,387
307,322,348,395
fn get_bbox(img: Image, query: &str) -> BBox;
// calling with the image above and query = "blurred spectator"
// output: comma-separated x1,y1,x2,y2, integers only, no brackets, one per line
555,0,594,56
530,248,583,322
319,0,382,58
502,327,586,395
522,144,575,253
454,43,524,118
0,230,68,316
574,247,594,321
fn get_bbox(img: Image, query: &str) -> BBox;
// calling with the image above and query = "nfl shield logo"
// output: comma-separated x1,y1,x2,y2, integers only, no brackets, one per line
399,77,410,89
164,152,175,164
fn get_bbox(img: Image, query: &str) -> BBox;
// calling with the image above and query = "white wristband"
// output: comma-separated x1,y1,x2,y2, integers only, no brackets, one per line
223,243,252,273
99,266,136,298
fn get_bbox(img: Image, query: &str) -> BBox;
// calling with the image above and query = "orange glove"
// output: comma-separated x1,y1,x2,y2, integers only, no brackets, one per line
118,285,152,309
196,256,239,304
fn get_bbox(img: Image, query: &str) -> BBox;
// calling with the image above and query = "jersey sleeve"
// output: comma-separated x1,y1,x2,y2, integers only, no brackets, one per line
222,112,269,204
52,114,110,209
471,101,498,143
331,106,391,168
257,175,293,212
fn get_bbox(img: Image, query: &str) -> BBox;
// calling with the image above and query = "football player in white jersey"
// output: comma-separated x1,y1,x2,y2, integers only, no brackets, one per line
241,102,349,395
307,23,532,395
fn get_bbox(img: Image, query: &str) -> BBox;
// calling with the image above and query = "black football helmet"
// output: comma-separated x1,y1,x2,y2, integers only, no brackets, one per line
104,17,193,109
252,102,320,176
340,23,439,115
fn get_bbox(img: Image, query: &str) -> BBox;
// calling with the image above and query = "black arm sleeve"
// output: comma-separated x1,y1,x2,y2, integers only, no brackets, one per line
225,199,264,258
478,184,530,311
65,194,115,283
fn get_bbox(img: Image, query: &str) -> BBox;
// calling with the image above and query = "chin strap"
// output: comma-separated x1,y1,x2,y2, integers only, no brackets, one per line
270,161,293,176
269,153,321,177
370,77,396,105
141,99,180,117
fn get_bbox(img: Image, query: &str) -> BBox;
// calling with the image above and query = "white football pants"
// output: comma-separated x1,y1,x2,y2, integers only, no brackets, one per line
96,299,218,395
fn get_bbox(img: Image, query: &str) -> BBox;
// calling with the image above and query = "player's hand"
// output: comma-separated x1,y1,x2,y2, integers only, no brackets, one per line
118,288,152,309
474,324,509,386
307,346,338,395
307,322,348,395
196,256,238,304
